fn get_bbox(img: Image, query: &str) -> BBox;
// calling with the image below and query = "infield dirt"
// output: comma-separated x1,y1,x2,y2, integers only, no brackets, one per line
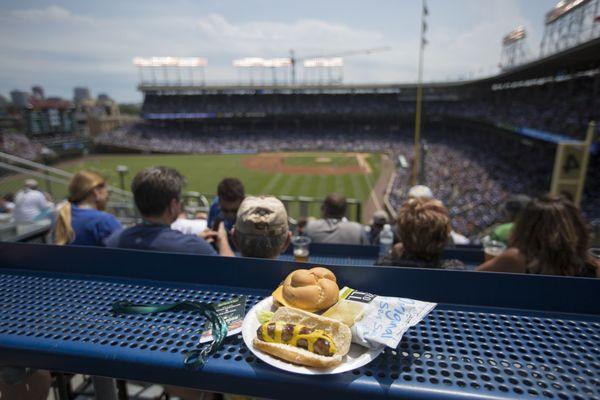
242,152,372,176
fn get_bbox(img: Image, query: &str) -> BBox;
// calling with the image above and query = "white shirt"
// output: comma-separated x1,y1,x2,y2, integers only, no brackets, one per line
171,218,207,235
305,217,368,245
450,230,470,245
12,189,51,224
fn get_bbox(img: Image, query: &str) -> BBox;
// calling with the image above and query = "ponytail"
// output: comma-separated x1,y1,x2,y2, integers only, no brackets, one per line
54,170,106,245
55,202,75,245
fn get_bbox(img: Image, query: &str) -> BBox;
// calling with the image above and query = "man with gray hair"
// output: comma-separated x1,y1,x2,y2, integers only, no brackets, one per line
233,196,291,259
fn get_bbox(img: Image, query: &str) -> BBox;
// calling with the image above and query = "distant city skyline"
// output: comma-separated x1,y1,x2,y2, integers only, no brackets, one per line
0,0,558,102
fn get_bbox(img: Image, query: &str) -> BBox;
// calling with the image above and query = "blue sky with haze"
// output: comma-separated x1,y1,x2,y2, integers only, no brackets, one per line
0,0,557,102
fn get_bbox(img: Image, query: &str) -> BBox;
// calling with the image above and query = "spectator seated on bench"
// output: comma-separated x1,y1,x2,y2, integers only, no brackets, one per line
304,193,368,245
233,196,291,259
377,197,464,270
106,166,233,257
54,170,121,247
477,195,598,277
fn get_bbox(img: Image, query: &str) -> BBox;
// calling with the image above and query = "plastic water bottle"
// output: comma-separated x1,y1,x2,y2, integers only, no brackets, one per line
379,224,393,258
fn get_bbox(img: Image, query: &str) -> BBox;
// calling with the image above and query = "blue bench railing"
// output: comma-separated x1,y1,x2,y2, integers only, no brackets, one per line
280,242,485,268
0,242,598,400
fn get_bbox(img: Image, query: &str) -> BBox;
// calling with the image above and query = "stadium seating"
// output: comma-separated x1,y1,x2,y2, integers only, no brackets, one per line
96,124,599,239
137,74,599,140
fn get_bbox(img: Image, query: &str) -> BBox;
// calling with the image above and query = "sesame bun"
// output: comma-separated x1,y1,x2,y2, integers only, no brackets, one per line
272,267,339,313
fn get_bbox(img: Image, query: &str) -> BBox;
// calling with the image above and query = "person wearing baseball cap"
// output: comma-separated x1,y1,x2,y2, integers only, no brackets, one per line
233,196,291,259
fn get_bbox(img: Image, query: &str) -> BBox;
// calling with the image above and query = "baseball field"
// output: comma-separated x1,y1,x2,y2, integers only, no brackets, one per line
49,151,392,221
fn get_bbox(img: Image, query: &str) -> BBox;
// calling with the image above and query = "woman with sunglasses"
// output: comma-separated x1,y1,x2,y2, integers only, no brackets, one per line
54,170,122,246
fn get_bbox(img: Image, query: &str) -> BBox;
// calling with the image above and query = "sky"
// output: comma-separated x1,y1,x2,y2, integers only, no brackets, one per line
0,0,558,103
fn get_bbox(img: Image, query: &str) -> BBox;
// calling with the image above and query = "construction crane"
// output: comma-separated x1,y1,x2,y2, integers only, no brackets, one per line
288,46,392,85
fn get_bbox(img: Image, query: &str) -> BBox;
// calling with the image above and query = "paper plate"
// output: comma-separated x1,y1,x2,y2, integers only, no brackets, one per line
241,297,384,375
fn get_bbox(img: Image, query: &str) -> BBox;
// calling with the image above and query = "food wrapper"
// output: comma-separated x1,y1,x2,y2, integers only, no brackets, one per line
336,287,436,349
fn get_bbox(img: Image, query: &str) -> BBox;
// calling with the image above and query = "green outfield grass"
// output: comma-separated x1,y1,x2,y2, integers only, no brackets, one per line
0,152,381,219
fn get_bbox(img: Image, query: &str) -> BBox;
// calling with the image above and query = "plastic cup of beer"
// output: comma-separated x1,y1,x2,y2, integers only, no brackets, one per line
291,236,311,262
483,240,506,261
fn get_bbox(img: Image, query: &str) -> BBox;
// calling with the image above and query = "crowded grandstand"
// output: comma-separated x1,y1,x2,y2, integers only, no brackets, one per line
89,35,600,240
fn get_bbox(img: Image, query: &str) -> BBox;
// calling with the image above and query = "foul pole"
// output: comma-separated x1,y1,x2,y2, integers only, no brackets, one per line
411,0,428,186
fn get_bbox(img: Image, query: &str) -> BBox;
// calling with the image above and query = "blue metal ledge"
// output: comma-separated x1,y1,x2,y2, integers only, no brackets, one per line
0,242,598,399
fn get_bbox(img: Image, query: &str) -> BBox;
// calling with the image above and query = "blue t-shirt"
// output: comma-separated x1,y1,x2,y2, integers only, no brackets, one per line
207,196,235,232
105,223,217,256
69,205,122,246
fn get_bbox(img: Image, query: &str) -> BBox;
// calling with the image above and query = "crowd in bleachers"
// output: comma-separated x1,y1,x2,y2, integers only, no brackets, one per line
388,130,560,238
139,75,599,140
461,76,600,138
96,124,600,239
0,131,49,160
97,124,406,153
141,93,412,117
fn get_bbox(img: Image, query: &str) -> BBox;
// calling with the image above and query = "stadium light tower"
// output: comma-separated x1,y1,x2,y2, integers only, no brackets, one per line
263,58,292,85
233,57,294,85
133,57,208,86
540,0,600,57
499,27,529,70
303,58,344,85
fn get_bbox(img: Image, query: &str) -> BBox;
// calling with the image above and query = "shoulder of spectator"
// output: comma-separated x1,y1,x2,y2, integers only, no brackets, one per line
102,212,123,229
103,228,123,247
176,230,217,255
304,219,318,231
476,247,525,273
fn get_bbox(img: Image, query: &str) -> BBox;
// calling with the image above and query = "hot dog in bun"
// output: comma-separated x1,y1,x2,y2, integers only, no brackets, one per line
253,307,351,368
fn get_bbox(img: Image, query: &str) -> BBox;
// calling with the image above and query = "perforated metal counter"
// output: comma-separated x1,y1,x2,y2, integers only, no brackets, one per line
278,242,485,268
0,242,598,400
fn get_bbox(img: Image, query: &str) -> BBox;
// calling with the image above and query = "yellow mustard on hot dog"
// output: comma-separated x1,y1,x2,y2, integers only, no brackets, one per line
256,322,337,356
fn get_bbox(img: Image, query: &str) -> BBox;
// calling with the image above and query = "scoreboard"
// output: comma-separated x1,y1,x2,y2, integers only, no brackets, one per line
26,108,75,135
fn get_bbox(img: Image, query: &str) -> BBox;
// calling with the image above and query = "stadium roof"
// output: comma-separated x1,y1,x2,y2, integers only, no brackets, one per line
477,36,600,85
138,36,600,94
